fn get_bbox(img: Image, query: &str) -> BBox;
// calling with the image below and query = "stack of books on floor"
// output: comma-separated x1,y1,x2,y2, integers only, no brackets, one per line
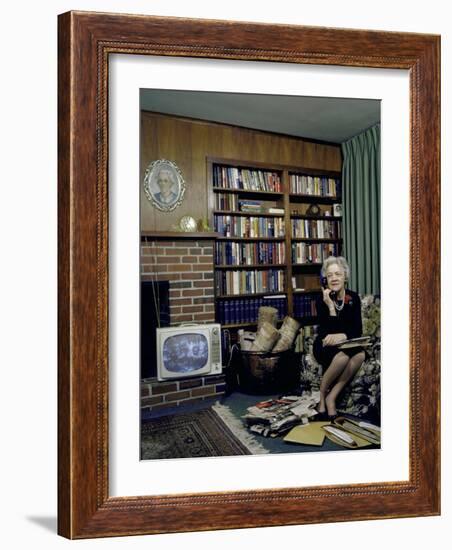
323,416,381,448
283,415,381,448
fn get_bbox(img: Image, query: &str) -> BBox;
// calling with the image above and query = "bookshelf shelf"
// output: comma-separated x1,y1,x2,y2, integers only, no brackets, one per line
209,157,343,328
213,210,285,218
291,238,341,243
215,263,287,269
216,291,287,299
290,214,342,220
221,322,258,329
221,320,284,329
212,187,283,197
289,194,338,204
293,289,323,294
216,236,285,241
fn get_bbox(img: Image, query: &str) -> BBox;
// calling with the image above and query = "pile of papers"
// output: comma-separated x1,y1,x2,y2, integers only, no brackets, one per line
284,415,381,448
323,417,381,448
242,392,319,437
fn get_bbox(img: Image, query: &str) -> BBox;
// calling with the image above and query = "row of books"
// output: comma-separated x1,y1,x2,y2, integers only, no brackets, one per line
292,243,340,264
293,293,320,318
291,219,342,239
294,325,316,353
214,193,239,211
238,200,284,215
215,241,286,265
217,296,287,325
213,165,282,192
214,215,285,238
213,196,285,216
215,269,285,296
290,174,340,197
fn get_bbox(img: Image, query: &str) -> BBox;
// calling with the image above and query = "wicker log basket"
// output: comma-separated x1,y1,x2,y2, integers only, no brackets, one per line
238,310,301,394
238,349,298,394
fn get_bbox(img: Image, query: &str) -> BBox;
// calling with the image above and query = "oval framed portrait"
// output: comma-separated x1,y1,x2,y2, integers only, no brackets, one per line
143,159,186,212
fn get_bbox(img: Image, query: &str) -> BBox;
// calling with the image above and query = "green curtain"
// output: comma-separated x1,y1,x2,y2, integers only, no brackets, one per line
341,124,380,295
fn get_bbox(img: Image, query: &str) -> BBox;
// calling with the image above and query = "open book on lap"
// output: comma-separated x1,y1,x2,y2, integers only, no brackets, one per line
337,336,371,349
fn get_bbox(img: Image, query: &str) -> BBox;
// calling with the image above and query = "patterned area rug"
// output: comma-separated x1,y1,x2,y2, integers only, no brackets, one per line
141,404,268,460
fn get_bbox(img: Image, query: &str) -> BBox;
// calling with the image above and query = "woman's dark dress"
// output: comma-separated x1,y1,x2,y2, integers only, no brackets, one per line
313,289,366,370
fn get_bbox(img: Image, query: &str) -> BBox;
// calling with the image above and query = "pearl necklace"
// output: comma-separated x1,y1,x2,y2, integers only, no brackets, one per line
334,295,345,312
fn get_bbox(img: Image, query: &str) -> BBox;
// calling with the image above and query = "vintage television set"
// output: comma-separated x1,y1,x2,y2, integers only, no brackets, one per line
156,323,222,381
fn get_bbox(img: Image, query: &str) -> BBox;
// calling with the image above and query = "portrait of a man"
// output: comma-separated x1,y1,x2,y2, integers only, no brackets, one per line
143,159,185,212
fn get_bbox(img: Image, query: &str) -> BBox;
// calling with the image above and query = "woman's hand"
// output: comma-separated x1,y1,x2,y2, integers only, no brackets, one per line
322,333,348,347
322,288,335,311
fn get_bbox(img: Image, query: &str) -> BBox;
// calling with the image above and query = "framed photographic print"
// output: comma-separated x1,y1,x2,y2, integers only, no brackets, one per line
143,159,186,212
58,11,440,538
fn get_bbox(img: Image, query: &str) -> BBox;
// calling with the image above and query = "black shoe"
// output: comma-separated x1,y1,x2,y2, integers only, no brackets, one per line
314,409,330,421
328,413,338,422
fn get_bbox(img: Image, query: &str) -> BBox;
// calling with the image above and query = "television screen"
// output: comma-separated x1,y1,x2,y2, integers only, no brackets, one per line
162,333,209,373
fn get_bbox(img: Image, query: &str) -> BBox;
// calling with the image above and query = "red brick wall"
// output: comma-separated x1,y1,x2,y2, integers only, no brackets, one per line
141,238,215,325
140,237,223,413
141,374,226,414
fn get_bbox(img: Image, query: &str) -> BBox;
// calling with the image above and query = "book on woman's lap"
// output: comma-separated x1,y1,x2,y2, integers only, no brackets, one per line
337,336,371,349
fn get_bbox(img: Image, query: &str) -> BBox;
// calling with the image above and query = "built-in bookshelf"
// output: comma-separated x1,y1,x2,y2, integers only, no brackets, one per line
216,295,287,326
214,241,286,266
208,157,343,329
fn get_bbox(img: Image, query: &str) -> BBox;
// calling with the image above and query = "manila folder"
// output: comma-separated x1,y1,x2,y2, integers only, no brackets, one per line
283,421,330,446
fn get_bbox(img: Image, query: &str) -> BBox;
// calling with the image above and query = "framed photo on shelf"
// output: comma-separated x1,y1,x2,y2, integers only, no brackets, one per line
58,11,440,539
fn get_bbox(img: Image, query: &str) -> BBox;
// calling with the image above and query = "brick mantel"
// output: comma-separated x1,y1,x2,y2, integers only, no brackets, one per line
141,234,218,325
141,231,219,240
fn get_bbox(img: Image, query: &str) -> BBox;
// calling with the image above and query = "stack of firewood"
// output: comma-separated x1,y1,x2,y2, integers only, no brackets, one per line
249,307,300,353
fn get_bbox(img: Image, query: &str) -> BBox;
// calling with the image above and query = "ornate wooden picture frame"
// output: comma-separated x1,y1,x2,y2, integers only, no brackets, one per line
58,11,440,538
143,159,186,212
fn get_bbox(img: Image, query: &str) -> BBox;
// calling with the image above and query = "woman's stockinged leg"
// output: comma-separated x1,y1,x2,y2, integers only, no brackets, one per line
318,351,349,413
325,351,366,415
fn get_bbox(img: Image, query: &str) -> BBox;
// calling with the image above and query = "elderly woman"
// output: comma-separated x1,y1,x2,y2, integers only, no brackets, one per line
313,256,366,420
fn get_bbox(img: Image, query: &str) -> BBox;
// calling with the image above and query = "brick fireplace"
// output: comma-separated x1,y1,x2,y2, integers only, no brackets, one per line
141,375,226,415
140,232,225,415
141,234,216,324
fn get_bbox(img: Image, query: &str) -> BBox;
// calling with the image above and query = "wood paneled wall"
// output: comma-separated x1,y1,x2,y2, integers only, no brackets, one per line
140,112,342,231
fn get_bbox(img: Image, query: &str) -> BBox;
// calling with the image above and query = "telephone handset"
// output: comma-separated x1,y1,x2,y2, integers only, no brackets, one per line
320,276,337,301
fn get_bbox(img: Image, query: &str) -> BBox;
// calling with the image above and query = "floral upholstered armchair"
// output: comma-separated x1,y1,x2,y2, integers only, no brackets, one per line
299,295,381,423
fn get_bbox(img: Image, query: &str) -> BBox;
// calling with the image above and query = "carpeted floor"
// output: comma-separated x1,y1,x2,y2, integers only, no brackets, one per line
140,392,380,460
220,390,375,454
141,405,268,460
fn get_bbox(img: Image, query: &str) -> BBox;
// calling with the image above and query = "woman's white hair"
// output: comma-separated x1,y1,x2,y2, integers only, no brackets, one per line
321,256,350,280
157,168,175,183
